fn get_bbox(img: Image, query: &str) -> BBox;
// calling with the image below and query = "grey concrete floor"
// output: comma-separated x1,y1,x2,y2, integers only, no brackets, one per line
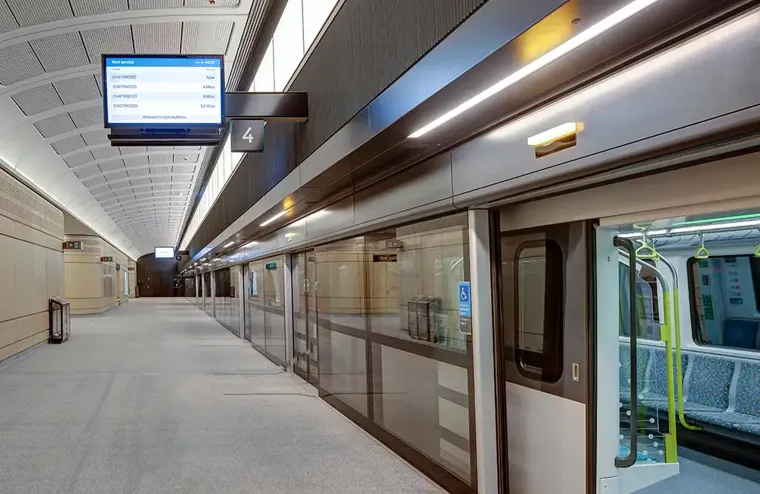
0,298,443,494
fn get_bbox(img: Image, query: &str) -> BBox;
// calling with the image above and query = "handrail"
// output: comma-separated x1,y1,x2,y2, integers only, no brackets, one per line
620,251,679,462
658,255,701,431
615,237,638,469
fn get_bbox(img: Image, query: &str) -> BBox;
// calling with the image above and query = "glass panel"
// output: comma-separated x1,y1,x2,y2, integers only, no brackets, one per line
307,254,319,384
230,267,240,337
316,238,368,416
254,42,275,92
366,214,472,484
303,0,338,50
264,256,287,366
690,255,760,351
273,0,304,91
501,233,564,383
293,253,308,376
248,261,266,349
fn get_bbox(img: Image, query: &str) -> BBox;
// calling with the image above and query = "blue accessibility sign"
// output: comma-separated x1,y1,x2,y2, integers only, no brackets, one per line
458,282,471,318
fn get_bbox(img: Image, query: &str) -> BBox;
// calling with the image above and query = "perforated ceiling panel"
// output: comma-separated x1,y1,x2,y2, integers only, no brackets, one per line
0,0,257,258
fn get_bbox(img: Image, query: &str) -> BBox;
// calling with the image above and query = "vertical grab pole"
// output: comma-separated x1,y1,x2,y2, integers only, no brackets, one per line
659,255,701,431
661,290,678,462
615,237,638,468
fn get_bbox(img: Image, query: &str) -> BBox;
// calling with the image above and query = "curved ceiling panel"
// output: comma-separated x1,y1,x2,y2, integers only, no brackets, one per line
0,0,253,258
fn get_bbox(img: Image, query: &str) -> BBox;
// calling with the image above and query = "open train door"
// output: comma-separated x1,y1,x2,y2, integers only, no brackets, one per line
595,227,681,493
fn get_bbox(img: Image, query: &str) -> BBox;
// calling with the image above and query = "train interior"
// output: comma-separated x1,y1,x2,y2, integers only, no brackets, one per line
601,205,760,492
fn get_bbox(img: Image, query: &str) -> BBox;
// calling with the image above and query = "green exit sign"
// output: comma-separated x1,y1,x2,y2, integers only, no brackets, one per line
265,262,277,270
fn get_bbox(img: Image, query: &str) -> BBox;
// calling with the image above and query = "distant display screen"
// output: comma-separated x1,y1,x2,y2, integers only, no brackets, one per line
103,55,224,127
154,247,175,259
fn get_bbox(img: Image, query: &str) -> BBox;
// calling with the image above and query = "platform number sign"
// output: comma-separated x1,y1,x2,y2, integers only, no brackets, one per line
458,281,472,334
230,120,265,153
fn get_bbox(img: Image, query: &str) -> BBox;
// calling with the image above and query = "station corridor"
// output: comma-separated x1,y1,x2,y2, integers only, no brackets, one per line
0,298,442,494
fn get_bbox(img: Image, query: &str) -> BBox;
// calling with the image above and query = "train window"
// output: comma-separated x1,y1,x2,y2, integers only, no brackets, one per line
513,240,564,382
688,255,760,351
619,260,661,341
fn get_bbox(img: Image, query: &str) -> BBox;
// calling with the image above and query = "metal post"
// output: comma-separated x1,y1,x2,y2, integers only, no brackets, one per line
467,209,499,493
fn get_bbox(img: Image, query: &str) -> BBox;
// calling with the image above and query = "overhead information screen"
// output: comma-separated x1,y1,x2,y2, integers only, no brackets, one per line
154,247,175,259
103,55,224,128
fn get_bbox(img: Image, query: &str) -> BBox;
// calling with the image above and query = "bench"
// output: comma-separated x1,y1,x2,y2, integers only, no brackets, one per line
619,343,760,438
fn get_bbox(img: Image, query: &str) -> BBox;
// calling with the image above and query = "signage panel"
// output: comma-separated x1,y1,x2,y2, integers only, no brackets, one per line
458,281,472,334
265,262,277,270
115,263,120,271
230,120,265,152
373,254,398,262
63,241,82,250
101,256,114,263
154,247,175,259
103,55,225,128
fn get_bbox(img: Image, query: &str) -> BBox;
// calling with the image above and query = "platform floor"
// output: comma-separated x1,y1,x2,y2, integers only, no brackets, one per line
0,298,442,494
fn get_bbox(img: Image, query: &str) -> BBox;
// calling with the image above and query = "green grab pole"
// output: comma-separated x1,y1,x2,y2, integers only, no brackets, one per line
661,292,678,463
673,287,701,431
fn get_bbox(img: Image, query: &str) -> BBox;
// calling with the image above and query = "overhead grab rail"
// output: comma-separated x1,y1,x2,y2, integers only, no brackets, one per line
615,237,638,469
619,250,678,463
694,233,710,260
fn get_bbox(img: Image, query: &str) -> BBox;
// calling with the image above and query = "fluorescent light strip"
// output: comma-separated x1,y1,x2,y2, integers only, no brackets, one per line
244,241,259,248
223,241,235,248
617,229,667,238
670,219,760,234
408,0,660,138
260,210,287,227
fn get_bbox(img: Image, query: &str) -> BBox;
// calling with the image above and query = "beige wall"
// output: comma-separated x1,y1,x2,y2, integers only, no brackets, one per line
127,260,136,298
0,166,65,363
64,236,130,315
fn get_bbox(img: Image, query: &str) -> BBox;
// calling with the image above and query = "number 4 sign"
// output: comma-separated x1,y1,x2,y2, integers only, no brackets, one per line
230,120,266,152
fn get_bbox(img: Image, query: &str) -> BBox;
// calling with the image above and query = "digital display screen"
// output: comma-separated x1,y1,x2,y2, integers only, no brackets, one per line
103,55,224,127
154,247,175,259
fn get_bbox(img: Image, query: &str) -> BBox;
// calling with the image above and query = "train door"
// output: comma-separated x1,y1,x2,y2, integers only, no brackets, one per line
497,219,592,493
292,251,319,385
595,228,680,493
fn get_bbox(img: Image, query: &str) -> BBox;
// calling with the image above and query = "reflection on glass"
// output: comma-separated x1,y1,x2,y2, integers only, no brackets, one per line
264,257,287,365
316,238,368,417
313,214,474,485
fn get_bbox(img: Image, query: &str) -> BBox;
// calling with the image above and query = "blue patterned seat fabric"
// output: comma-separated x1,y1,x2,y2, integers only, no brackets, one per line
619,344,650,404
684,355,734,413
618,341,760,438
641,348,688,408
729,362,760,435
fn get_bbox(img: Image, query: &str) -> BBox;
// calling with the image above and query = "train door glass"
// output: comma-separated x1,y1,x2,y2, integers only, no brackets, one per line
498,221,589,494
292,252,319,385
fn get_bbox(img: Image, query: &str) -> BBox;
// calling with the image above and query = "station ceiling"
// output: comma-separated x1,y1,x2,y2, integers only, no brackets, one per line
0,0,256,258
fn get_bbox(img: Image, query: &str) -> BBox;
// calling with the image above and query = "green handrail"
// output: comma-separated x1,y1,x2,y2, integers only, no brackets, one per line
661,291,678,462
659,255,701,432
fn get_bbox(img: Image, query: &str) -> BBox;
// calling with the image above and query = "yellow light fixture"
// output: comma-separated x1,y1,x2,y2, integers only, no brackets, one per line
527,122,582,147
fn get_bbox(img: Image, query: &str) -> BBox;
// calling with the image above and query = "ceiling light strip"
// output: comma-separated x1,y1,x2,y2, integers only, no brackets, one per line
408,0,660,138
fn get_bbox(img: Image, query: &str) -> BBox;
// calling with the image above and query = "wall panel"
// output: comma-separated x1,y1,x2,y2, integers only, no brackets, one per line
0,164,63,362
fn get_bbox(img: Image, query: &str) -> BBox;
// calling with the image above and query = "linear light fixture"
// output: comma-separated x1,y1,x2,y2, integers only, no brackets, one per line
670,219,760,235
408,0,660,139
200,257,207,262
244,241,259,248
527,122,581,146
673,212,760,226
223,241,235,248
617,229,667,238
203,262,211,266
260,210,288,227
